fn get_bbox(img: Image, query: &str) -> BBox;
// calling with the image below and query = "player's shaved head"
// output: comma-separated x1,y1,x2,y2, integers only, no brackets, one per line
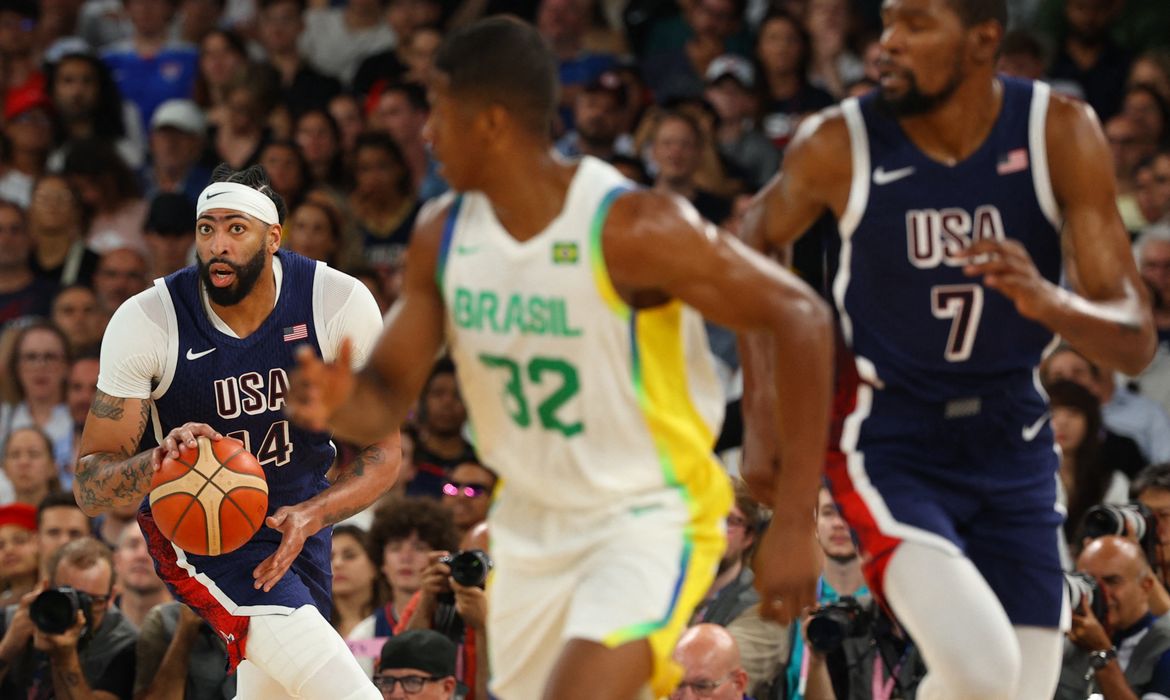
433,16,558,137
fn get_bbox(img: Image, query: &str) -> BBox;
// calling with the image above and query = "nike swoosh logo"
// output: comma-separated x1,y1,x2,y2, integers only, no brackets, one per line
1022,412,1050,442
205,191,228,199
186,348,216,360
873,166,916,186
456,245,480,255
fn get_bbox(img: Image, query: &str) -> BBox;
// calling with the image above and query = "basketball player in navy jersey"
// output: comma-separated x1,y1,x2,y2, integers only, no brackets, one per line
739,1,1156,699
74,165,398,700
287,17,833,700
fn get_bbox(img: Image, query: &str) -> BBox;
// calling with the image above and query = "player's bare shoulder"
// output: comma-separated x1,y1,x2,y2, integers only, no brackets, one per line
405,191,460,280
780,105,853,202
1043,89,1118,207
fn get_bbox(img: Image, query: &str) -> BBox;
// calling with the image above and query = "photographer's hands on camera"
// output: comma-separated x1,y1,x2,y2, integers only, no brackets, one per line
416,551,487,632
1069,599,1112,654
0,585,43,670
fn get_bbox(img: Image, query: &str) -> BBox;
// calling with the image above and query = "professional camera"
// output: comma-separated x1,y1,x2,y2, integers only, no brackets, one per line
438,549,493,588
806,597,873,654
1065,571,1109,622
29,587,94,635
1081,503,1160,565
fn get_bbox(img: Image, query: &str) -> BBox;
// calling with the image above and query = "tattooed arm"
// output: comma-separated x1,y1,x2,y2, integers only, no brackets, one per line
74,390,223,517
252,432,402,591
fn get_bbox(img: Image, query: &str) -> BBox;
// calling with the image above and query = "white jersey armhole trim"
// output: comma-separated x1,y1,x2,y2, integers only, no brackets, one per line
1029,81,1061,229
150,277,180,402
311,259,329,361
838,98,871,239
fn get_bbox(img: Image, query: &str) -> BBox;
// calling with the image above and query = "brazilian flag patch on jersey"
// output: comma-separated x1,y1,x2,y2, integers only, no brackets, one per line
552,242,580,265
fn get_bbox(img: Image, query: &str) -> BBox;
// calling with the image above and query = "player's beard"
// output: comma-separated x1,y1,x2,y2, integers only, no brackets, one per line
197,244,267,307
876,57,965,118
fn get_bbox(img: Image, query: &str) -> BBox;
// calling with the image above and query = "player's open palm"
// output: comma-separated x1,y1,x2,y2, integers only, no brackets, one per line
253,505,317,592
754,521,819,625
287,339,356,432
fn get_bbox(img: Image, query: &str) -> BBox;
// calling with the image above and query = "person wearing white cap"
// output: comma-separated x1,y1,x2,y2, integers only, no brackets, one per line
704,54,780,190
143,98,212,204
76,163,400,699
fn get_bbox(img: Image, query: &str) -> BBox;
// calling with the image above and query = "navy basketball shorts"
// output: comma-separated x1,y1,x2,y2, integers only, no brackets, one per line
825,381,1065,628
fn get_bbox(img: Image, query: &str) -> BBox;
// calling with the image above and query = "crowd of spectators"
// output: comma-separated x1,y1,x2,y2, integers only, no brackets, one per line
0,0,1167,697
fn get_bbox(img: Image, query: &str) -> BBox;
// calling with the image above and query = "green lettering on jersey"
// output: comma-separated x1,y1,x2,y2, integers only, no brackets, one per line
451,287,583,338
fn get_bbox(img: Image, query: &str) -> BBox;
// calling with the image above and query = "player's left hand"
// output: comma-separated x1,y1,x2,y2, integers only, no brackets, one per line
33,610,85,655
754,518,820,625
1068,600,1111,652
963,239,1059,321
253,505,319,592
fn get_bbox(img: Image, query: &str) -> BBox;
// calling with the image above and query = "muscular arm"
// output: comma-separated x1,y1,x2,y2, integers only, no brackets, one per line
74,391,156,517
304,434,402,526
48,648,119,700
1040,96,1155,374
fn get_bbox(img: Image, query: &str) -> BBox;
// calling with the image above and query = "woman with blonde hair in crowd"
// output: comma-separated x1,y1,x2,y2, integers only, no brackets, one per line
1,427,61,507
0,503,40,606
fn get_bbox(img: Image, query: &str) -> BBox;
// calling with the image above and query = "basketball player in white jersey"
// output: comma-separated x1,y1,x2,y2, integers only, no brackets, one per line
286,17,834,700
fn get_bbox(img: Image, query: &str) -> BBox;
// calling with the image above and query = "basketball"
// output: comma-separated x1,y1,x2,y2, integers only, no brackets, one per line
150,436,269,556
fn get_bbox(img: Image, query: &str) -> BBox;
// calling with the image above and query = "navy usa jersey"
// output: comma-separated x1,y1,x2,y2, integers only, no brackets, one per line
832,78,1062,401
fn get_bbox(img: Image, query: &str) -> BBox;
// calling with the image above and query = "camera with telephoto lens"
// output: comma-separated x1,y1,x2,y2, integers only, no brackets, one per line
438,549,493,588
1065,571,1109,622
806,596,873,654
29,587,94,635
1081,503,1160,566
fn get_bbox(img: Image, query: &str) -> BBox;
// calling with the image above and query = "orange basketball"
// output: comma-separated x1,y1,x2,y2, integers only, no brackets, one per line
150,436,268,556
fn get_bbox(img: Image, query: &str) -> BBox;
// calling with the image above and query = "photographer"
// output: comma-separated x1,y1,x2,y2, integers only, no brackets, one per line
1056,536,1170,700
0,536,137,699
1132,463,1170,591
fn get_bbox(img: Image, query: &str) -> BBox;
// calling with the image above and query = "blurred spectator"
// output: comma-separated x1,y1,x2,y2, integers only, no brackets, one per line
704,55,778,190
63,137,148,255
348,131,419,281
1107,115,1159,232
295,108,348,190
101,0,200,133
35,0,83,58
329,93,365,157
399,25,441,85
35,492,90,577
368,82,447,202
536,0,616,128
756,9,834,152
65,353,99,472
299,0,397,87
211,68,278,169
409,358,475,499
51,286,104,357
1048,0,1133,122
258,140,312,216
648,109,732,224
804,0,863,99
375,629,458,700
286,199,346,267
93,248,150,317
134,601,235,699
692,482,760,627
555,70,632,162
112,519,171,628
1135,159,1168,228
1130,49,1170,105
352,0,447,96
0,537,138,699
0,89,53,209
368,497,460,633
351,265,394,316
177,0,224,45
77,0,134,51
671,624,753,700
28,175,100,289
1122,83,1170,150
193,28,249,128
0,203,59,325
0,1,45,112
143,192,195,279
0,503,39,606
998,29,1048,80
257,0,343,117
1138,225,1170,337
2,321,73,469
1133,462,1170,589
47,52,145,173
1050,380,1128,546
610,153,650,185
440,461,496,544
1043,344,1170,470
1,427,59,508
384,0,442,46
142,98,212,205
331,524,387,675
640,0,749,102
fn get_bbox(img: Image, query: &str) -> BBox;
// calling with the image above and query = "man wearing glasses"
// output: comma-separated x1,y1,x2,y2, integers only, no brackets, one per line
0,536,138,698
375,629,458,699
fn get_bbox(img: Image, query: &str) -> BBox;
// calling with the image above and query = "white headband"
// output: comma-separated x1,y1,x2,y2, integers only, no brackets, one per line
196,182,280,225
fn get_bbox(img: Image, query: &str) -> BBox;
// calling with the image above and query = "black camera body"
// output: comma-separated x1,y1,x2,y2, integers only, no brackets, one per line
439,549,493,589
1065,571,1109,622
29,587,94,635
806,596,873,654
1081,503,1159,562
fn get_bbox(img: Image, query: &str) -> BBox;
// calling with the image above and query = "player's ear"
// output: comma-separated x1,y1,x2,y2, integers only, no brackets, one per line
268,223,282,253
968,19,1003,65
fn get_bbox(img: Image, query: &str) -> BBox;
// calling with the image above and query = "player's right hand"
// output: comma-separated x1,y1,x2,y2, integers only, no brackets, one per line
754,520,819,625
286,338,356,432
153,422,223,472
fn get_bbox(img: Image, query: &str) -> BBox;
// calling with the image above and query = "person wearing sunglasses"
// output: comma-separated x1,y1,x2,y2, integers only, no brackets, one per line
375,629,457,699
440,461,497,542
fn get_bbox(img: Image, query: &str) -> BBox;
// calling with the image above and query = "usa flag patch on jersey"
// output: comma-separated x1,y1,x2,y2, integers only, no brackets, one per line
997,148,1029,175
283,324,308,342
